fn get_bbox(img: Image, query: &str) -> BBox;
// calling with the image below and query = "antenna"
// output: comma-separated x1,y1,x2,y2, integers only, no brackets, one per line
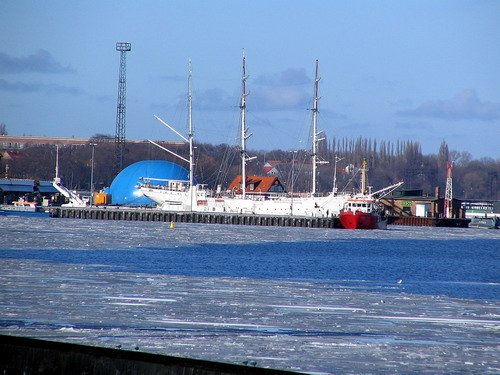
115,42,131,173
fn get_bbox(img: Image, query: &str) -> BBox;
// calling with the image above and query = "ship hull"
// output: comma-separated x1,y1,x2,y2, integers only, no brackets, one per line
0,205,50,218
339,210,386,229
469,217,499,229
139,186,347,218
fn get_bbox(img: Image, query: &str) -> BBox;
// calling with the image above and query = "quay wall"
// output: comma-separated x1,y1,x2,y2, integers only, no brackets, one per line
51,206,341,229
49,207,469,228
0,334,297,375
387,216,470,228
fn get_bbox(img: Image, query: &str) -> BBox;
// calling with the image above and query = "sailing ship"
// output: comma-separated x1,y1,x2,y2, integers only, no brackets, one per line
339,160,403,229
138,56,350,217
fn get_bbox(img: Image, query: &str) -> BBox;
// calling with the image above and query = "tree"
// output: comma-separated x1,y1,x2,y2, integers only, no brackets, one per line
2,137,498,199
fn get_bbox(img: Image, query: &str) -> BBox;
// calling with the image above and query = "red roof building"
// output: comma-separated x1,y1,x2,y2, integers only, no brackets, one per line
227,175,285,195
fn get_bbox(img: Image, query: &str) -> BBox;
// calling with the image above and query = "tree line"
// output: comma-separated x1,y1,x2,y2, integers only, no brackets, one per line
1,136,498,200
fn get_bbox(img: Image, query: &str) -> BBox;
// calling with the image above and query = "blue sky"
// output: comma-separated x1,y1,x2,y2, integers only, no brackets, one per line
1,1,499,158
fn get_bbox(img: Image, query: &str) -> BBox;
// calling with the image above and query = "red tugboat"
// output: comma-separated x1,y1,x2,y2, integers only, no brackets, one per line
339,160,403,230
340,197,386,229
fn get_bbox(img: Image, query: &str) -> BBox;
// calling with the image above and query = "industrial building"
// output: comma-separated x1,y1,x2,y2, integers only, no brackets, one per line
381,188,466,219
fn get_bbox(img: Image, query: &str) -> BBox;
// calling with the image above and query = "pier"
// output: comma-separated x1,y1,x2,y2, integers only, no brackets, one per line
51,206,341,228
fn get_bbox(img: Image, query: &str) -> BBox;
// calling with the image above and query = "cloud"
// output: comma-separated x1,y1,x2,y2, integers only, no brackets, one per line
389,98,413,108
253,68,311,86
250,68,312,111
249,86,310,111
398,89,500,121
156,68,313,112
394,121,434,131
151,87,238,112
195,88,237,110
0,79,39,92
0,50,75,74
0,79,83,95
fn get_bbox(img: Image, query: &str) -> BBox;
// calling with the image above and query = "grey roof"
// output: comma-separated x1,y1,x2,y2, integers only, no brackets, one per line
0,179,58,194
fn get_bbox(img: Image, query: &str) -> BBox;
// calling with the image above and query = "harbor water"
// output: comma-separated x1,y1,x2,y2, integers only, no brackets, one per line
0,216,499,374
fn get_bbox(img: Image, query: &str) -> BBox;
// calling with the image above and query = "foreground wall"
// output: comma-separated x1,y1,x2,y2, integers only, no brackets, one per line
0,335,298,375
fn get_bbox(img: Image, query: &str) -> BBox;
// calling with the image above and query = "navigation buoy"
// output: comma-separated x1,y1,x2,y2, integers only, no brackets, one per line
169,221,175,229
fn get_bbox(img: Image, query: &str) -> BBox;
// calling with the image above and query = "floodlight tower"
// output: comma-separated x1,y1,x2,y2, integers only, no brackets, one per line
114,42,131,173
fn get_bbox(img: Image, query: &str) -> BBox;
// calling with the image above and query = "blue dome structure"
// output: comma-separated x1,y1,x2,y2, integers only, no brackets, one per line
106,160,190,206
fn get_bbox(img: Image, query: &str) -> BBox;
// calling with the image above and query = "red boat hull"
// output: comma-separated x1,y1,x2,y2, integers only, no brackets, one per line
339,210,385,229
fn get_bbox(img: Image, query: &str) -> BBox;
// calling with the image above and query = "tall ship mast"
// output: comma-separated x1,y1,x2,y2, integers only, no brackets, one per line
138,58,389,219
239,51,256,198
188,59,194,194
187,59,195,209
311,60,319,195
311,60,328,195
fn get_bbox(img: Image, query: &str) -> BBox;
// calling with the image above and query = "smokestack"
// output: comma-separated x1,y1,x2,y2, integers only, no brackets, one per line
434,186,440,199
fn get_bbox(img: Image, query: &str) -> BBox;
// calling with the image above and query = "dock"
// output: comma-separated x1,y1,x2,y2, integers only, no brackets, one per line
50,206,341,228
48,207,470,228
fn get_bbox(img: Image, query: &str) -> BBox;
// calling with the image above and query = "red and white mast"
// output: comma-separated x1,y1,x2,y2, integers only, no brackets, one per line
444,162,453,218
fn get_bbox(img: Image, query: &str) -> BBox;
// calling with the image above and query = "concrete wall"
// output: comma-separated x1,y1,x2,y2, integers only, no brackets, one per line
1,335,298,375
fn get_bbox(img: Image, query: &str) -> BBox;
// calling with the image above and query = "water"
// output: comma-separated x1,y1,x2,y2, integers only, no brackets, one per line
1,216,499,374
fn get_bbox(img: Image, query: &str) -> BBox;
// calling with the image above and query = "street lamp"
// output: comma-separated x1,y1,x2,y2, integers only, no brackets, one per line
90,143,97,206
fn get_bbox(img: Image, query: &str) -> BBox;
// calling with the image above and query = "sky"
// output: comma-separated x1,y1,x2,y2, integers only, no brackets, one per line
1,1,499,159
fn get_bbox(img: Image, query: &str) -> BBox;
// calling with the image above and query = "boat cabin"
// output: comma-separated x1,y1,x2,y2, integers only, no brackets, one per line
344,199,375,213
139,177,190,192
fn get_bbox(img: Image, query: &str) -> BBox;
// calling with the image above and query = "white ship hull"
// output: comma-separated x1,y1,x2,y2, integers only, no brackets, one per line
139,185,347,218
